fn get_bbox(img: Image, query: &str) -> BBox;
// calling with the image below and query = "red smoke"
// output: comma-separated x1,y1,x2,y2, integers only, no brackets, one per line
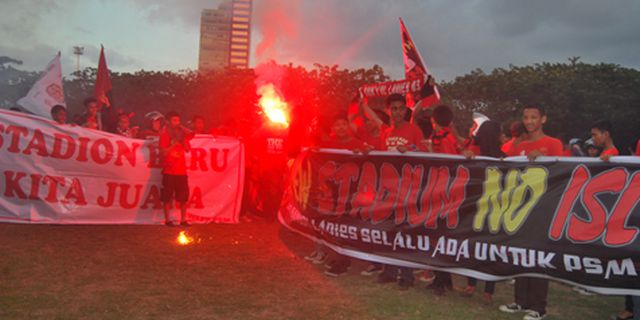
254,0,300,62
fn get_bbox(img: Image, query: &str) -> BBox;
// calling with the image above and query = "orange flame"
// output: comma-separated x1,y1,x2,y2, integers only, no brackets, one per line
177,231,193,245
258,83,289,127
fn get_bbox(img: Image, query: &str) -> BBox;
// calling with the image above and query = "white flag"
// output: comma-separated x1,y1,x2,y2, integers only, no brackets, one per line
471,112,490,137
17,52,66,118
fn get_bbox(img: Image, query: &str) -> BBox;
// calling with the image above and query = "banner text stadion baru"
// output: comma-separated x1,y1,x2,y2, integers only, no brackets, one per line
280,149,640,295
0,109,243,224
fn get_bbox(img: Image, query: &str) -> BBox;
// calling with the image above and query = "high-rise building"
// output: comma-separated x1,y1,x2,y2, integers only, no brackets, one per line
198,0,252,71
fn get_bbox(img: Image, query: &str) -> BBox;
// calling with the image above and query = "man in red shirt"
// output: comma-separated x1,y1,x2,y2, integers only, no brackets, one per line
363,94,424,153
502,121,527,155
354,108,389,151
363,94,422,290
505,105,563,160
320,117,366,277
159,111,193,227
500,105,560,320
425,104,459,296
50,105,67,125
590,120,619,161
430,104,460,155
321,117,366,151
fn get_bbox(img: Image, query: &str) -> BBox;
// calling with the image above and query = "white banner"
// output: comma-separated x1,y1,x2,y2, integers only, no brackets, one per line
17,53,66,119
0,109,243,224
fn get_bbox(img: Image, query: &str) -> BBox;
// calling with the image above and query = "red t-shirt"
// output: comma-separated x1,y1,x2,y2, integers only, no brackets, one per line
321,136,365,150
356,126,384,150
159,127,191,175
501,139,514,154
467,144,481,156
381,122,424,151
601,147,619,156
508,135,563,157
635,140,640,156
431,127,459,155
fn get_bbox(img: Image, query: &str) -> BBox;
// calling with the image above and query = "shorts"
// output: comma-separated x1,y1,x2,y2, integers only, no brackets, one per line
161,174,189,203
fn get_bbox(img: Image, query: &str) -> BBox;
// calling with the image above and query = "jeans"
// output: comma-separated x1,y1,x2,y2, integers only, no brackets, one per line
468,277,496,294
381,265,414,283
515,278,549,314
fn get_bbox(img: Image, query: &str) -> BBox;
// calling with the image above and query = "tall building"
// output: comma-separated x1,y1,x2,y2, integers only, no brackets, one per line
198,0,252,71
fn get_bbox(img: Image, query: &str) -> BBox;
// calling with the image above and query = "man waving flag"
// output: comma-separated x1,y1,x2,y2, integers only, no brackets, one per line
400,18,440,108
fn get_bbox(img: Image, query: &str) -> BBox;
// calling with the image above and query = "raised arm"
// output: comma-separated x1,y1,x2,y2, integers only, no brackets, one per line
360,98,383,128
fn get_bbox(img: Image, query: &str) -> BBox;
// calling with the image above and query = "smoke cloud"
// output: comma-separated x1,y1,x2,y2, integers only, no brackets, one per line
254,0,301,63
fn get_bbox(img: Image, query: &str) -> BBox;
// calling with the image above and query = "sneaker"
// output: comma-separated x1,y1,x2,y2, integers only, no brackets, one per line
398,279,414,291
482,293,493,305
312,253,328,265
376,274,396,284
610,312,635,320
419,271,436,283
361,264,383,276
324,259,337,269
523,311,546,320
499,303,524,313
324,263,349,277
304,251,318,261
572,286,596,296
458,286,475,297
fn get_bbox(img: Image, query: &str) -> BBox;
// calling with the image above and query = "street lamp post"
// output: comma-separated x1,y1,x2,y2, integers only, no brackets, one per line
73,46,84,73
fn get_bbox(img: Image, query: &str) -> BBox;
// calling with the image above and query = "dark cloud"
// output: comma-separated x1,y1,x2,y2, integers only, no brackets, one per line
128,0,220,30
249,0,640,80
0,43,75,76
0,0,63,41
0,43,141,77
1,0,638,80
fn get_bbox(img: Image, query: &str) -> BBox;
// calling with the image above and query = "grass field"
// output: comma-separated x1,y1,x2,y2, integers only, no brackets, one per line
0,218,622,320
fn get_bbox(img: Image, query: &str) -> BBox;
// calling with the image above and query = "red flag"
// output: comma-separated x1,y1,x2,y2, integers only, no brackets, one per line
95,45,112,107
399,18,440,108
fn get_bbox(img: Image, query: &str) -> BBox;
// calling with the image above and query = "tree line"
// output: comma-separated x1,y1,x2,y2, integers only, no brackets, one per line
1,57,639,152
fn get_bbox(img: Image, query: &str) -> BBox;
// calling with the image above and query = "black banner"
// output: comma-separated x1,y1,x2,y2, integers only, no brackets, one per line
279,149,640,295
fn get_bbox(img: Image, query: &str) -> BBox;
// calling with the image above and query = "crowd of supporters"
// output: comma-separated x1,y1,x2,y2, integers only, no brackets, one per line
301,91,639,320
28,85,640,320
45,99,238,228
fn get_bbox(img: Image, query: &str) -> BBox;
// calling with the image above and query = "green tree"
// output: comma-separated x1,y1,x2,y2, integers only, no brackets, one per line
441,59,640,152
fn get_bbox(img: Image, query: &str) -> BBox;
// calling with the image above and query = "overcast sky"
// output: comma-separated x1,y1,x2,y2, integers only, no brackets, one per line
1,0,638,81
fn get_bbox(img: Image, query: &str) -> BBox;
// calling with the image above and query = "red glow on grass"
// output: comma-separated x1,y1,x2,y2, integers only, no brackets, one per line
176,231,194,245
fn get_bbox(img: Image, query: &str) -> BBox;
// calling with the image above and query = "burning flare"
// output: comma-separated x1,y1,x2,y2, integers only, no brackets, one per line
257,83,289,127
177,231,194,245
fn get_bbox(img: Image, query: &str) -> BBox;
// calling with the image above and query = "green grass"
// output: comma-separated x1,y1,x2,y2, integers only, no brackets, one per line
0,220,622,319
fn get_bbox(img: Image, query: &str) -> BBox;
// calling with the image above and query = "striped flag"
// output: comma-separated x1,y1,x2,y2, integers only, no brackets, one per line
399,18,440,108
